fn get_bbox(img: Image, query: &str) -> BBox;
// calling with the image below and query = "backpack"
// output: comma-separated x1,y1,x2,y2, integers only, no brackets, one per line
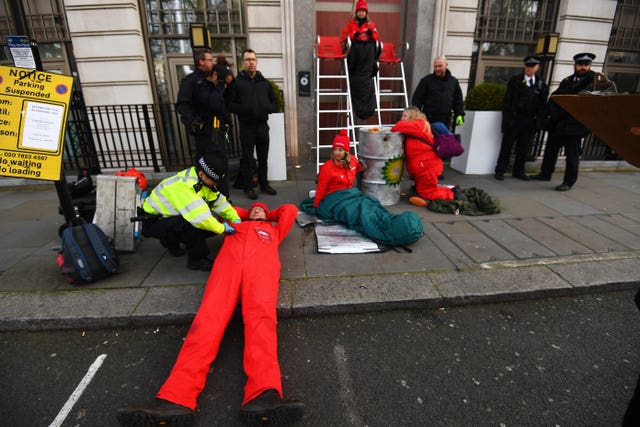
57,223,119,285
418,134,464,159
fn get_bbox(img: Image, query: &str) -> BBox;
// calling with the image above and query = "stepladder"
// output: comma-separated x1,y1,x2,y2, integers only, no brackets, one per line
314,35,358,173
375,41,410,127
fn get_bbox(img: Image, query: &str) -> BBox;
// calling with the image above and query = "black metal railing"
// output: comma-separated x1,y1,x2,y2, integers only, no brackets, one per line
63,103,242,173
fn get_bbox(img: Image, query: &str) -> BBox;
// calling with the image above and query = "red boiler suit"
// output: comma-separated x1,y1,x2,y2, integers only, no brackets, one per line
156,204,298,410
313,157,361,207
341,17,379,42
391,119,454,201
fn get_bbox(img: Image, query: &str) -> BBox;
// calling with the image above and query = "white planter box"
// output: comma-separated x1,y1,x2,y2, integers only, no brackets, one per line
450,110,502,175
267,112,287,181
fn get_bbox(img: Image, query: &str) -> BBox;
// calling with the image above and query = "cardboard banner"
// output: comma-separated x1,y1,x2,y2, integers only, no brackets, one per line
0,65,74,181
551,94,640,168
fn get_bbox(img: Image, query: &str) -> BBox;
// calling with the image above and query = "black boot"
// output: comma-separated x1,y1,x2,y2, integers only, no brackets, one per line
117,398,195,426
239,389,304,426
452,185,467,201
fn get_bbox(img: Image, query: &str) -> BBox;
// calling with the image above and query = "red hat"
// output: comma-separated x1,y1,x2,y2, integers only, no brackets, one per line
332,129,351,150
355,0,368,12
249,202,269,215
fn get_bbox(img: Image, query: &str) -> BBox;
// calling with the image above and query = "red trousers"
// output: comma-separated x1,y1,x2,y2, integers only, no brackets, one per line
156,205,296,410
407,154,453,201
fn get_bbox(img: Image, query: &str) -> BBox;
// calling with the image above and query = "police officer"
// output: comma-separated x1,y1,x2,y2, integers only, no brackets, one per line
176,48,230,197
495,55,549,181
530,53,598,191
141,154,240,271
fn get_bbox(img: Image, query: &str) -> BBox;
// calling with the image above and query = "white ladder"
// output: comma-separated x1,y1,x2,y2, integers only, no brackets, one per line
314,35,358,173
375,41,410,127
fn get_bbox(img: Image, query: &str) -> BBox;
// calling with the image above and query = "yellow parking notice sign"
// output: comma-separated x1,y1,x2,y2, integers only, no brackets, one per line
0,65,73,181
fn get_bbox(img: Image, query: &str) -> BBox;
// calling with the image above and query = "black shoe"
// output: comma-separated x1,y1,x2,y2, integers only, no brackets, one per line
494,173,504,181
244,188,258,200
555,183,572,191
260,184,278,195
187,257,214,271
512,173,530,181
117,398,195,427
452,185,467,201
529,173,551,181
160,238,185,257
239,389,304,427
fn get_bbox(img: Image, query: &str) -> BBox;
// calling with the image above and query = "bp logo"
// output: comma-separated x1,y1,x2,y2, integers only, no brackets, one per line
381,155,404,186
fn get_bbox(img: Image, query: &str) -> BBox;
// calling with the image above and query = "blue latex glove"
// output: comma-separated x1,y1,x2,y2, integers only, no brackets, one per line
455,115,464,126
232,219,241,224
223,222,236,234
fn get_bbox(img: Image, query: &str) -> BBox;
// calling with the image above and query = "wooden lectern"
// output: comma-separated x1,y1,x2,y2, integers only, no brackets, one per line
550,94,640,167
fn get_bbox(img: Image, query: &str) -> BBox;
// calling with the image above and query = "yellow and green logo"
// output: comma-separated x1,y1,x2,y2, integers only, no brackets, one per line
382,155,404,186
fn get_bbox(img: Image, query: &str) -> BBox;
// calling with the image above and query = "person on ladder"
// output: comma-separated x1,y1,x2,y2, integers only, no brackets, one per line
341,0,379,121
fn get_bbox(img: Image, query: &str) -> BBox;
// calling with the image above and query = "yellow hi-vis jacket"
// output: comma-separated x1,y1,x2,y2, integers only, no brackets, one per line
142,167,240,235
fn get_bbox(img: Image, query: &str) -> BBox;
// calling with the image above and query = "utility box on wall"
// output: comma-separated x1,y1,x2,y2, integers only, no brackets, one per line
94,175,140,252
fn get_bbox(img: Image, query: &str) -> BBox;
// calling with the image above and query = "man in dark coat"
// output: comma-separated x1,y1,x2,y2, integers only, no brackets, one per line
229,49,279,200
495,56,549,181
411,56,465,132
176,48,230,197
530,52,598,191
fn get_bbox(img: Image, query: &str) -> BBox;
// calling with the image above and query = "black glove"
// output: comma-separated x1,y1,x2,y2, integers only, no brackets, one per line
353,31,360,39
189,118,204,136
366,29,373,36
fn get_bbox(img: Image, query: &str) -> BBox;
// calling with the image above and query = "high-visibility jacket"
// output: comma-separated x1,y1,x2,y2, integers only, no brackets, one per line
142,167,239,234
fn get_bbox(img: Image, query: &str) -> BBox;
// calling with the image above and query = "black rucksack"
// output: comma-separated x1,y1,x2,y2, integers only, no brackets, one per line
57,223,119,285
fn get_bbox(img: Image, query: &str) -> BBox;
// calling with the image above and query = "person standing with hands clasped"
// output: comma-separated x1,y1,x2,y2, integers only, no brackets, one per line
176,48,230,197
118,202,304,427
411,56,465,132
530,53,599,191
495,56,549,181
229,49,279,200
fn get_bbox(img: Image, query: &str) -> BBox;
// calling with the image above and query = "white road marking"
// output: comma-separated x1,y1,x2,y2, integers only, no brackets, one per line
49,354,107,427
334,344,364,427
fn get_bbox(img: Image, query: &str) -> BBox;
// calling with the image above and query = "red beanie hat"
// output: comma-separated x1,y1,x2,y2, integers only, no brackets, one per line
332,129,351,150
355,0,368,12
249,202,269,215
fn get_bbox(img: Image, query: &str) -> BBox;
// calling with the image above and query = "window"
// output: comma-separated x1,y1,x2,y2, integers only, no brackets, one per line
143,0,246,103
471,0,558,86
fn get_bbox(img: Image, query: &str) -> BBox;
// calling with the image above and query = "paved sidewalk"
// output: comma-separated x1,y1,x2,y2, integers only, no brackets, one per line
1,164,639,331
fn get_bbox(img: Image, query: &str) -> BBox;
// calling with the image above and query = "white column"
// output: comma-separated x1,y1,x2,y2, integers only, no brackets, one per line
433,0,479,96
551,0,617,89
63,0,154,105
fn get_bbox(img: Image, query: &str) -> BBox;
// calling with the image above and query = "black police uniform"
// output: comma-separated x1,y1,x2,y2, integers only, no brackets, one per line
535,54,597,189
495,59,549,179
176,68,230,197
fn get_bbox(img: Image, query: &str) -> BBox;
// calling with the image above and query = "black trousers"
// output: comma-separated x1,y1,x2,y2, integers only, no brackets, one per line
539,131,582,186
236,122,270,190
426,113,454,132
142,216,212,261
495,119,535,176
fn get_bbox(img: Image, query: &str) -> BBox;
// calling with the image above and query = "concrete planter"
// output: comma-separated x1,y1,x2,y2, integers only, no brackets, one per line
267,112,287,181
450,110,502,175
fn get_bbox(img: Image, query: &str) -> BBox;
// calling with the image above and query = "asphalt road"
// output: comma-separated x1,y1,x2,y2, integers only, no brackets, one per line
2,289,639,427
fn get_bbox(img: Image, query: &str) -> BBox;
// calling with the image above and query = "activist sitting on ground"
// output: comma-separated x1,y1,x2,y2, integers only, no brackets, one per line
391,107,466,206
300,129,423,247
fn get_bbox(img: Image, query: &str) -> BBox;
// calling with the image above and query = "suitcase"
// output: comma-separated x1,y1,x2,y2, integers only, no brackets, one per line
57,222,119,285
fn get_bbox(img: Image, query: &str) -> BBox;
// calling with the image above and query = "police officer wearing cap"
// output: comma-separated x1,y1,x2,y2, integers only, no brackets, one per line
176,48,231,197
530,52,597,191
495,55,549,181
141,154,240,271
